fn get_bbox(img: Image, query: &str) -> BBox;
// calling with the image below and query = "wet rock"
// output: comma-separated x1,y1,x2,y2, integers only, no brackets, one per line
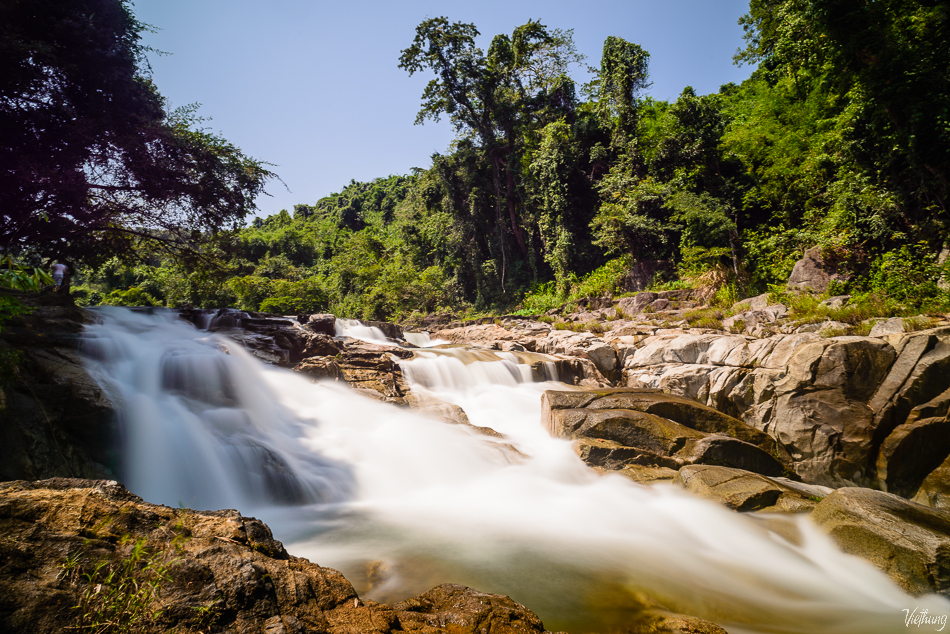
300,313,336,336
295,357,344,381
364,320,403,341
914,453,950,510
542,389,786,476
535,330,619,381
810,487,950,596
0,300,117,481
674,465,817,513
337,341,414,405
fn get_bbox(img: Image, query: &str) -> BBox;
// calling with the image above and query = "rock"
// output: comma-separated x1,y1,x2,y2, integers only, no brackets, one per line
542,389,786,476
295,357,344,381
300,313,336,336
364,320,403,341
869,329,950,455
336,341,414,405
0,479,394,634
810,487,950,596
870,317,907,337
301,332,343,358
678,435,785,478
876,388,950,497
914,453,950,510
816,320,851,336
674,465,817,512
535,330,618,381
787,246,850,292
0,301,117,481
391,584,548,634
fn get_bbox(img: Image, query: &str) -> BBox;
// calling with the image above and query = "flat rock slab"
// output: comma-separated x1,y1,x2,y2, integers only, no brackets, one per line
810,487,950,596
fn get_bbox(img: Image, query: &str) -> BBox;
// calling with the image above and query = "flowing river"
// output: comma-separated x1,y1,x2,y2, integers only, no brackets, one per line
81,307,949,634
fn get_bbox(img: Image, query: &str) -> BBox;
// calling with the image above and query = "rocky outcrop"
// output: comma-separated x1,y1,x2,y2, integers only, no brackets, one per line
0,479,562,634
541,389,787,478
810,487,950,597
0,292,117,481
620,328,950,489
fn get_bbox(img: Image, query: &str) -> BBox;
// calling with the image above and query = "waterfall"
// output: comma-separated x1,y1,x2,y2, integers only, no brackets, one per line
82,308,949,634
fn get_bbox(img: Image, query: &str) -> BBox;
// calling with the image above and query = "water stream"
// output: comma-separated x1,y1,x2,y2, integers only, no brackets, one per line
82,307,949,634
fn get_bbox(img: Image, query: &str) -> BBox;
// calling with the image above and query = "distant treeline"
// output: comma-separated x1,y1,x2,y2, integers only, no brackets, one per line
75,1,950,319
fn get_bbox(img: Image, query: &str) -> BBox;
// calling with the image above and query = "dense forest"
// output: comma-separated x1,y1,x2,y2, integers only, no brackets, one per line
4,0,950,321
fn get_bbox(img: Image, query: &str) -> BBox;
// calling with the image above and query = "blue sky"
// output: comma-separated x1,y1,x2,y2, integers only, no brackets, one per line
133,0,755,219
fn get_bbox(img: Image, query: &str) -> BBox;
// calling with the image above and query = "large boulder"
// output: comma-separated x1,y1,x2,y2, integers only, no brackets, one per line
0,298,118,481
787,246,850,292
810,487,950,596
542,389,786,477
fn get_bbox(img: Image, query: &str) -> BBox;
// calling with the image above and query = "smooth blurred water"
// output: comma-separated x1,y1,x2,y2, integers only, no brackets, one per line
83,307,950,634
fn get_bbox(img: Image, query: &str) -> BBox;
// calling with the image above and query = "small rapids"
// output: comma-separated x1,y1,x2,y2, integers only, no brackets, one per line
82,308,949,634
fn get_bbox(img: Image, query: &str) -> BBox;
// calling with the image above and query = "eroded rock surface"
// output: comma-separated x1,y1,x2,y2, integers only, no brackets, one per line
0,479,562,634
542,388,786,478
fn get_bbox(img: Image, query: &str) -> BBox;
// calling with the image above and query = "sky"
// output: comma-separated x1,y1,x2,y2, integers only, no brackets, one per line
133,0,755,220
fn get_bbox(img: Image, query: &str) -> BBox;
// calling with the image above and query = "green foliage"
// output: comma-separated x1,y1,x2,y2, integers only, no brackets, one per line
101,287,159,307
0,0,274,266
867,244,949,307
60,537,177,634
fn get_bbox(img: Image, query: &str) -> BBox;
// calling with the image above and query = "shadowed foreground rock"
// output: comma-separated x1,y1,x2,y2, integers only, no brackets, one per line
0,479,728,634
0,479,549,634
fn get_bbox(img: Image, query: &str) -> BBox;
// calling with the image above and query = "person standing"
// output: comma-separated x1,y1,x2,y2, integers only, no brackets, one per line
51,261,68,292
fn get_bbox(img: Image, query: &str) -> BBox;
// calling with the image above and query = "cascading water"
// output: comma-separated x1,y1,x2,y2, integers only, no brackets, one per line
82,307,949,634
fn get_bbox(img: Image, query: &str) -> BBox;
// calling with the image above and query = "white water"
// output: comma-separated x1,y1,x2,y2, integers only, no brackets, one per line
82,308,949,634
335,318,391,344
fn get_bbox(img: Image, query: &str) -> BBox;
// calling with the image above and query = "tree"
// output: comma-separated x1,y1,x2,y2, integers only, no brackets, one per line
592,36,650,145
0,0,274,264
399,17,582,291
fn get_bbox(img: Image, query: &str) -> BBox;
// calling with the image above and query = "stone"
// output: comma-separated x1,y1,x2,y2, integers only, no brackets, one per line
674,465,817,512
914,453,950,510
618,260,675,293
301,313,336,336
787,246,850,292
810,487,950,596
0,303,117,482
679,435,785,478
543,389,786,476
876,389,950,497
295,357,344,381
392,584,548,634
364,320,403,341
870,317,907,337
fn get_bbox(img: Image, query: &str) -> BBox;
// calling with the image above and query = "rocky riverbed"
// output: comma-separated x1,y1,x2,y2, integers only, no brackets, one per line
2,287,950,632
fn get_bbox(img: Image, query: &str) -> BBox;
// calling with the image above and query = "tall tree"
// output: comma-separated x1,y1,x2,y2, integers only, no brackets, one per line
0,0,274,264
399,17,581,290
